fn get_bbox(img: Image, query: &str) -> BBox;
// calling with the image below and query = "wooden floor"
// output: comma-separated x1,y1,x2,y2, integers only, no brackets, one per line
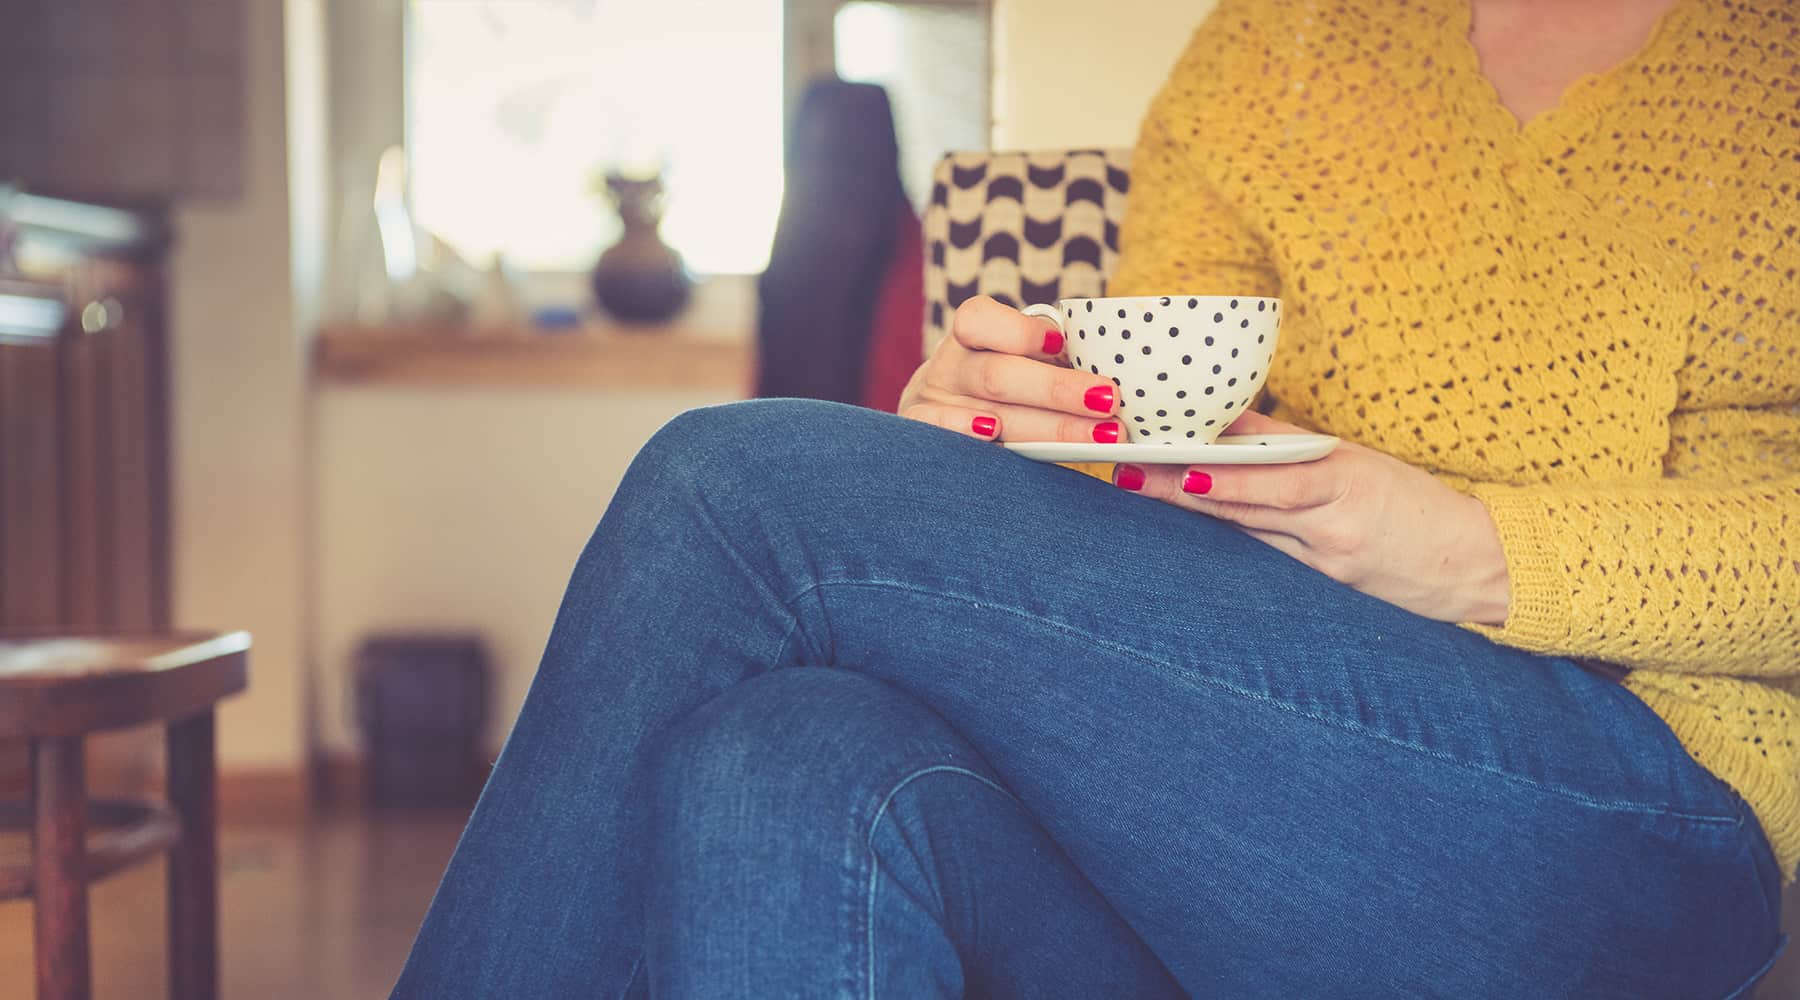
3,809,1798,998
0,810,466,1000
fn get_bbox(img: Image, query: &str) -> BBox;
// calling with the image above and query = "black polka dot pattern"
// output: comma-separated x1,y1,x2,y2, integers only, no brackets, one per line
1039,294,1282,444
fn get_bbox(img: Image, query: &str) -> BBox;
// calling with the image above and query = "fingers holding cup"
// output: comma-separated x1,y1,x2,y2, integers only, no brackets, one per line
900,398,1123,445
900,400,1004,442
947,350,1118,418
953,295,1068,362
1037,295,1283,445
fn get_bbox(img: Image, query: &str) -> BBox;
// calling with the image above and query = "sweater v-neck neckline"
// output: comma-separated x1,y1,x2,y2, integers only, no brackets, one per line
1445,0,1698,146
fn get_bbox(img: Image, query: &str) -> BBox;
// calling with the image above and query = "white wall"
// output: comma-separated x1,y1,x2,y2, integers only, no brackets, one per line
285,0,330,340
319,0,404,324
168,0,308,770
990,0,1213,149
311,387,736,757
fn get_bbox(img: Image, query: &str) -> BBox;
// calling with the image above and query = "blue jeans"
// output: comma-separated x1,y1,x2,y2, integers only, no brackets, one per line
391,399,1785,999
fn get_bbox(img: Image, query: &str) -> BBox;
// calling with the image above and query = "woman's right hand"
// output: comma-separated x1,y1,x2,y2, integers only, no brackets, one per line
897,296,1123,443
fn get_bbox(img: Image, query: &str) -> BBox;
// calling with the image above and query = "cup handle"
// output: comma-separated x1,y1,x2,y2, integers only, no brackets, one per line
1020,303,1066,361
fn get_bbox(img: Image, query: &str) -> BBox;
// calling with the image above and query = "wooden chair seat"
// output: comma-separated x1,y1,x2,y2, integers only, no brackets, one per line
0,634,248,738
0,630,249,1000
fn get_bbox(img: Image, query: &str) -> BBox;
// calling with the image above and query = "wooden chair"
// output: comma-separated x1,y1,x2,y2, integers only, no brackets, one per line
0,631,249,1000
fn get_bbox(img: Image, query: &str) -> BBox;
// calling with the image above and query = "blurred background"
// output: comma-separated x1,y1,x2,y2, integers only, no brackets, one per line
2,1,1795,997
0,1,1200,996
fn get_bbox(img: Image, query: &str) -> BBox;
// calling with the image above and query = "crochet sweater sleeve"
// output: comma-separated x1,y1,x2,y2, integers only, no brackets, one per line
1468,477,1800,675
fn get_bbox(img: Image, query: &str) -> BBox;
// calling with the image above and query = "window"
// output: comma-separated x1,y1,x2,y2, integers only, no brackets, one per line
405,1,785,275
834,2,990,207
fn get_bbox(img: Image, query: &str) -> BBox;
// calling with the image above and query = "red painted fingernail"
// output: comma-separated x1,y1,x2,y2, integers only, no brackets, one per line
1084,385,1115,413
1115,464,1146,491
1092,421,1121,444
971,415,998,437
1182,470,1213,494
1042,328,1065,355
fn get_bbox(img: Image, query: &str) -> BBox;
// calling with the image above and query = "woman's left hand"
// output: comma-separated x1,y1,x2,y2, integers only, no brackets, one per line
1114,412,1512,625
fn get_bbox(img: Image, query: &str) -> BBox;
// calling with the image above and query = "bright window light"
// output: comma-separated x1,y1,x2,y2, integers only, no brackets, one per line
406,1,784,275
833,2,989,206
835,4,904,81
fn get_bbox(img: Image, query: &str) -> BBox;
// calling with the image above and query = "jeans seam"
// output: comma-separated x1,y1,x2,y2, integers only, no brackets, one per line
681,473,817,668
1732,796,1783,938
787,577,1740,826
861,765,1014,1000
1718,934,1788,1000
615,953,644,1000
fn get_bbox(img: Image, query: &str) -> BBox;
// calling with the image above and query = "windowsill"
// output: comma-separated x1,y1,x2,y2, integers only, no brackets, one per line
312,276,756,392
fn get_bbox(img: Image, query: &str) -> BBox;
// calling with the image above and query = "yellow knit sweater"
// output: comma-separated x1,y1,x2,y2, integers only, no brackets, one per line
1106,0,1800,879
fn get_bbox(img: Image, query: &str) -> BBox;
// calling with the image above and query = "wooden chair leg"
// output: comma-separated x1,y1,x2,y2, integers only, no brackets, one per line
32,735,92,1000
167,709,218,1000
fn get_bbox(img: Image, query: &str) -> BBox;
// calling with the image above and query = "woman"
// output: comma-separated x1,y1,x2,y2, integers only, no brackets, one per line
392,0,1795,995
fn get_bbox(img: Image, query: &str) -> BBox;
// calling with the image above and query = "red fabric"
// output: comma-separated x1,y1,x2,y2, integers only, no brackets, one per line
858,207,926,413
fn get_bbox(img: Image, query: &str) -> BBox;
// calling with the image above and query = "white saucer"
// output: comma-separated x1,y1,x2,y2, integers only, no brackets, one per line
1002,433,1338,465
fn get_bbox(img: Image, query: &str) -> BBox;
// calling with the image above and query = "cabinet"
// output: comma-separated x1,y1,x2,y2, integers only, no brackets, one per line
0,279,66,627
0,194,170,796
0,215,167,632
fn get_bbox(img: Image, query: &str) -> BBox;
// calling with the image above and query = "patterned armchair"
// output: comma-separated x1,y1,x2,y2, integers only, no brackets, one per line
922,149,1133,354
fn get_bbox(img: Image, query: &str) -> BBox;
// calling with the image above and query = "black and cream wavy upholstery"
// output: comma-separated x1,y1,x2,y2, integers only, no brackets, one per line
922,149,1133,352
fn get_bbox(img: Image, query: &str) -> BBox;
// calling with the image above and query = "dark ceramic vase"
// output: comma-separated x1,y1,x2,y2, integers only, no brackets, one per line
590,171,692,324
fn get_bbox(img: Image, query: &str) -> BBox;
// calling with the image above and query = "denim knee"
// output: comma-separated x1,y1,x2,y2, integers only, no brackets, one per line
644,669,988,847
637,399,867,474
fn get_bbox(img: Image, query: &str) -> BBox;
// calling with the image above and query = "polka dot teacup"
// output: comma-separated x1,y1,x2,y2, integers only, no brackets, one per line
1023,295,1282,445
